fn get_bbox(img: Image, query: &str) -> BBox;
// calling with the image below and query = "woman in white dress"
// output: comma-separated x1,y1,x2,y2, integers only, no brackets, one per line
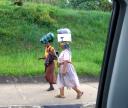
56,42,83,99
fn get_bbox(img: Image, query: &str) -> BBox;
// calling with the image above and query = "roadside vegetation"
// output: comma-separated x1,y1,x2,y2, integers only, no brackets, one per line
0,0,111,77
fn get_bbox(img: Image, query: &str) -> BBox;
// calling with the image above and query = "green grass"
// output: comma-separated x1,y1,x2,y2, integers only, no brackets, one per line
0,0,111,77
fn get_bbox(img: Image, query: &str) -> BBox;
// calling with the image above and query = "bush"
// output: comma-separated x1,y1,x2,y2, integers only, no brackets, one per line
99,0,112,11
13,5,57,27
58,0,112,11
76,1,100,10
56,0,70,8
69,0,89,8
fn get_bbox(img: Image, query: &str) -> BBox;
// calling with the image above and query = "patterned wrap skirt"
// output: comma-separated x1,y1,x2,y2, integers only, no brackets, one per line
45,62,56,84
57,63,80,89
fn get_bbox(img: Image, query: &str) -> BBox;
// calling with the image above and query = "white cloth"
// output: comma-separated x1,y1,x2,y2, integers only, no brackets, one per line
58,49,71,63
57,49,80,89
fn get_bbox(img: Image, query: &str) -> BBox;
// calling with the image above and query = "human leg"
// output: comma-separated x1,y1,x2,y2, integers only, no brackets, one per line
47,83,54,91
45,63,56,91
56,87,65,98
72,87,83,99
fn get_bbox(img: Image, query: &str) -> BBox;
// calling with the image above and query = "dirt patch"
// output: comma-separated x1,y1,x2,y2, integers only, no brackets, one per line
0,76,99,84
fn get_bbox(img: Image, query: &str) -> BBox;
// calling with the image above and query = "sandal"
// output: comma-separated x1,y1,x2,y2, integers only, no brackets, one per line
76,92,83,99
55,94,65,98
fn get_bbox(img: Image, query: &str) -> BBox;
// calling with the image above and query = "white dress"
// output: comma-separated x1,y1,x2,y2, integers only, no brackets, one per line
57,49,80,88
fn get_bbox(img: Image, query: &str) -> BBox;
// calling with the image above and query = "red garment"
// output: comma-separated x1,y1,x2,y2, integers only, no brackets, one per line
43,45,56,84
45,62,56,84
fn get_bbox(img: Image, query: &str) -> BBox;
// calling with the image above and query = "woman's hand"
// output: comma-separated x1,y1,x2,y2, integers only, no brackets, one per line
62,72,67,76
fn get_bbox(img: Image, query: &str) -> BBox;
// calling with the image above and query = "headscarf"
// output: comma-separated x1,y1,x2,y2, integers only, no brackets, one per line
40,32,54,44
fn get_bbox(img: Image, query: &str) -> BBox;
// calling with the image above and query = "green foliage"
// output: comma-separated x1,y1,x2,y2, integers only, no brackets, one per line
55,0,68,8
58,0,112,11
99,0,112,11
0,1,111,77
76,1,100,10
69,0,90,8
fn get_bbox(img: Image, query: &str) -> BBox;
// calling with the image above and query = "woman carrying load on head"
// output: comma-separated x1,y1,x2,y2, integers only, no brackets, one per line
55,28,83,99
39,32,57,91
